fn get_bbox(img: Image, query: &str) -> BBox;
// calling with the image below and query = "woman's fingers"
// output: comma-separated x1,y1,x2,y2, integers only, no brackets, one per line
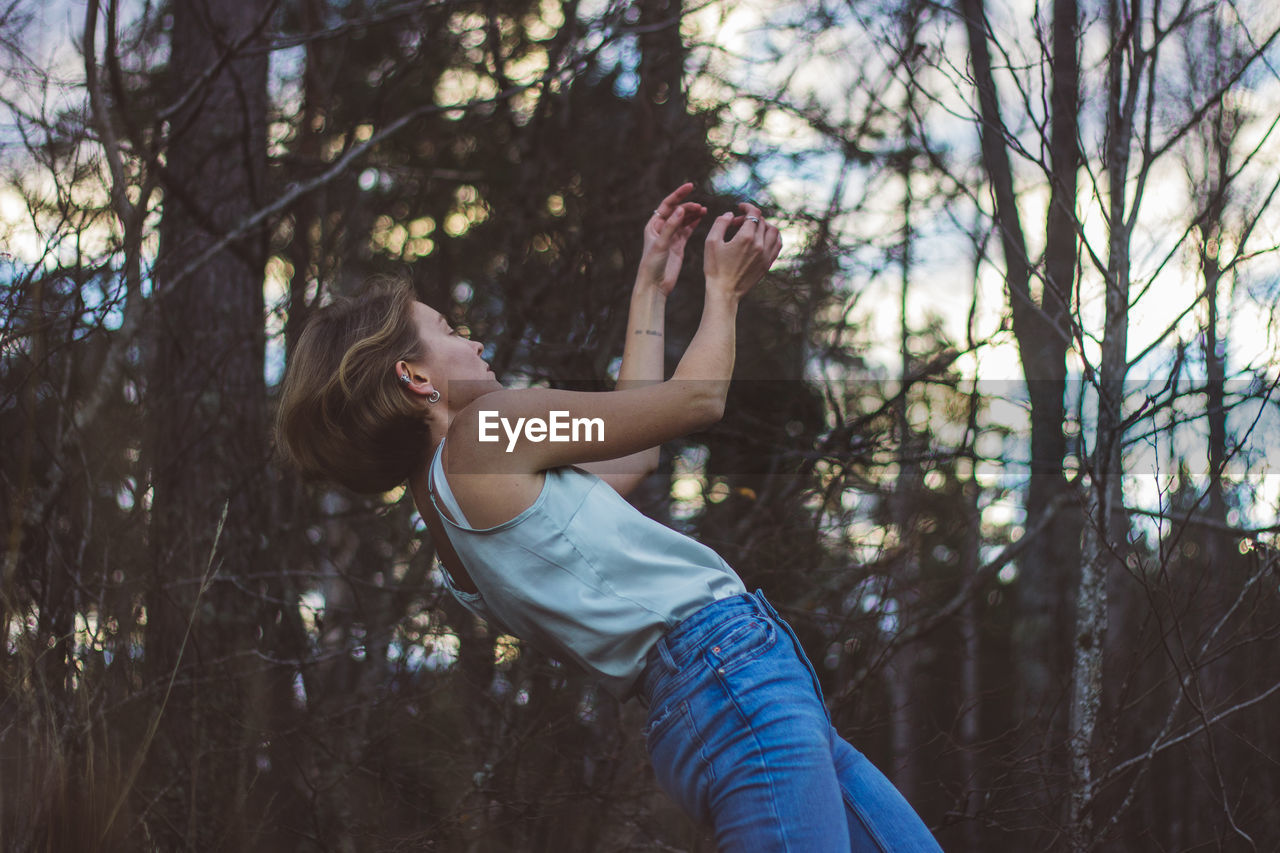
676,210,702,244
765,223,783,262
711,209,771,240
706,211,733,243
653,183,695,220
658,205,685,240
706,207,781,270
709,203,779,263
735,202,764,239
655,203,706,246
658,193,771,244
680,202,706,224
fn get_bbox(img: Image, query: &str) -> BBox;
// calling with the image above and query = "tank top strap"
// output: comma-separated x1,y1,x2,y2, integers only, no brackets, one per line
426,438,475,529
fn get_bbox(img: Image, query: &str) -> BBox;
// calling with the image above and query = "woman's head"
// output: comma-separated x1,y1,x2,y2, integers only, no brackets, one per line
276,276,431,493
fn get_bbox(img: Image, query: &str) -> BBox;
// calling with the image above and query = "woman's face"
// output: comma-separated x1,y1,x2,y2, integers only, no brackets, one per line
410,302,500,406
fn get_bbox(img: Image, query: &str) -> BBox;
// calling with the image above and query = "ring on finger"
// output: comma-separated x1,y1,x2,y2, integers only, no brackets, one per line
746,216,761,223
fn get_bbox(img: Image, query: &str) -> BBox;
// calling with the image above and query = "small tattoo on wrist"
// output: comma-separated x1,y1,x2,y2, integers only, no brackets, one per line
634,329,663,337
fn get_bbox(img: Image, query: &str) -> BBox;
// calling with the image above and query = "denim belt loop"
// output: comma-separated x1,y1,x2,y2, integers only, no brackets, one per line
656,631,678,670
637,621,678,708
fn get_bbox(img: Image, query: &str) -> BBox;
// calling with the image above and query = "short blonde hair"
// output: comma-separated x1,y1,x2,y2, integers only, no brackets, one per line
277,277,430,493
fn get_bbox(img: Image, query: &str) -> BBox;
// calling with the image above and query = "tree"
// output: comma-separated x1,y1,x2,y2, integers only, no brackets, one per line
959,0,1084,803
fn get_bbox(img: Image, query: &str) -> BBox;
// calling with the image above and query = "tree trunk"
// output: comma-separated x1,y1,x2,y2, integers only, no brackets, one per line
1198,75,1231,552
959,0,1082,762
959,480,983,849
889,76,924,796
1068,2,1133,846
145,0,271,846
1030,0,1084,732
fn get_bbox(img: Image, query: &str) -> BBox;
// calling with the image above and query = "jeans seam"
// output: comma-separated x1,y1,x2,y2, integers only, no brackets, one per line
755,590,831,723
687,699,717,788
718,669,792,852
839,785,893,853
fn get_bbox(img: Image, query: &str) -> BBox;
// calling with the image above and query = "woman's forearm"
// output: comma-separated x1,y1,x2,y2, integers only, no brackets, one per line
616,278,667,389
610,277,668,473
671,289,739,421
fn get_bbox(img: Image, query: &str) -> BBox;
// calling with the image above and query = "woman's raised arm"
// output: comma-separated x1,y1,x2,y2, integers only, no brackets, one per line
577,184,705,494
448,202,781,477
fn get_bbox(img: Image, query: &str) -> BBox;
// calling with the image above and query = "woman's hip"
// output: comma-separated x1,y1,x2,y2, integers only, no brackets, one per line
638,589,851,846
638,589,828,718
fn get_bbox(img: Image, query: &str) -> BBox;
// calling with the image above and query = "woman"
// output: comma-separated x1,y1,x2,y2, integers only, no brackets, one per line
278,184,943,852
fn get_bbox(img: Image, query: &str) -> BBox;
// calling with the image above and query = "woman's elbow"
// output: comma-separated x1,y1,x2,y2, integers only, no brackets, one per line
663,379,725,432
693,394,726,430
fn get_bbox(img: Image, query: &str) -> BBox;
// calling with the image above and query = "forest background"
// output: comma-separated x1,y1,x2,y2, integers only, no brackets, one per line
3,0,1280,850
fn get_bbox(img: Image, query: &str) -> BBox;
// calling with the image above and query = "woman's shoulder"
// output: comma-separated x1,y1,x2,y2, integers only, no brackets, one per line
447,388,531,471
439,417,549,530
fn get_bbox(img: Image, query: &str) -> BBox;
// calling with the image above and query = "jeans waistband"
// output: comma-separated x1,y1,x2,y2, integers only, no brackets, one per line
638,590,779,707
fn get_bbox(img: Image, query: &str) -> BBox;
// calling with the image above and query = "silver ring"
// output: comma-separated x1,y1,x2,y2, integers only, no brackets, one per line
746,216,761,223
653,209,662,216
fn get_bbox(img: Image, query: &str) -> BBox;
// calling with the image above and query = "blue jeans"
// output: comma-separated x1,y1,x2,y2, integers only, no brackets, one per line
637,591,944,852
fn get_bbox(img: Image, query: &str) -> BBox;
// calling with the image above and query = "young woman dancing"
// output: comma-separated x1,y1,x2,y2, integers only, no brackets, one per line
278,184,944,852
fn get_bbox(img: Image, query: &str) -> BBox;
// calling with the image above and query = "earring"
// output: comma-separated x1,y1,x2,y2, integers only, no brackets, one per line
427,389,441,403
399,373,412,385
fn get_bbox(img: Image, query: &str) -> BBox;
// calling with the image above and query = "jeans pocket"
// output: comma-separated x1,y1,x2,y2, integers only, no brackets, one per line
706,615,778,676
754,591,830,714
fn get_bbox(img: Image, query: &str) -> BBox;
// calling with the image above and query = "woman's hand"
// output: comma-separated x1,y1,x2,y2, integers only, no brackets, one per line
704,202,782,301
639,183,707,295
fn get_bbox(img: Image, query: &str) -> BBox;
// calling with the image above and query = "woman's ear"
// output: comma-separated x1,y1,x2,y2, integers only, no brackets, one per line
396,361,424,390
396,361,441,402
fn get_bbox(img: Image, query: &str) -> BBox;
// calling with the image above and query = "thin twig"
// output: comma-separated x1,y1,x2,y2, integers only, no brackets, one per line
98,501,228,845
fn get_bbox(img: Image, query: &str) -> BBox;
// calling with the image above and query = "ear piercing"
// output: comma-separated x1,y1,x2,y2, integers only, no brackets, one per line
400,373,440,403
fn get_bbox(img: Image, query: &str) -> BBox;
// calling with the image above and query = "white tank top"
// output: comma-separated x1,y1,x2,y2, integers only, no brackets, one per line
426,437,746,698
